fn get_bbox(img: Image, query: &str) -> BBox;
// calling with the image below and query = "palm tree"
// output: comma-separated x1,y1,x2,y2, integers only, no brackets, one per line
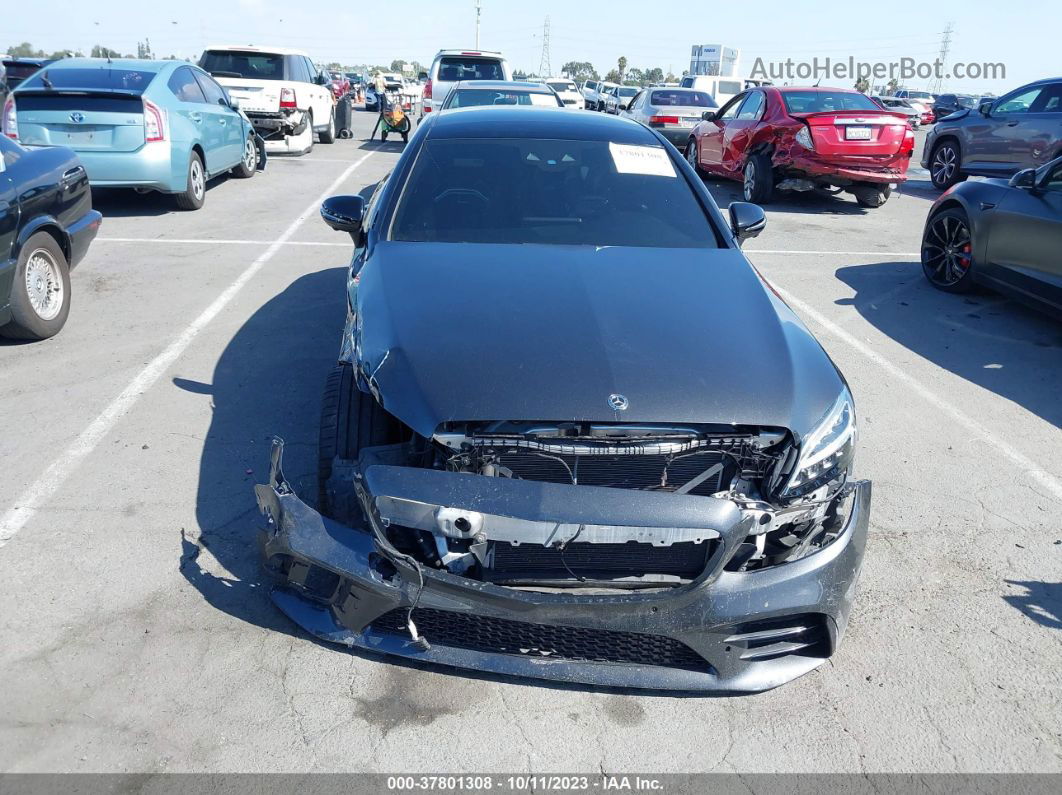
855,77,870,94
618,56,627,82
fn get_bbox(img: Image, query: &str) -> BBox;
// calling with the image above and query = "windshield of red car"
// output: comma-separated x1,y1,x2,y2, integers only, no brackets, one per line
391,137,717,248
782,91,882,113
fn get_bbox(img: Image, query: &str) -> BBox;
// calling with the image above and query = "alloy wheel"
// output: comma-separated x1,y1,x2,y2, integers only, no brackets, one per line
243,138,257,171
743,161,756,201
686,141,698,171
190,159,205,200
922,213,972,286
931,145,957,187
24,248,64,321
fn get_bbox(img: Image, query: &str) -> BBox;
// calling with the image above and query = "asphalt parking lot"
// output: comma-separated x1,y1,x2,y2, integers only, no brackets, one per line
1,109,1059,773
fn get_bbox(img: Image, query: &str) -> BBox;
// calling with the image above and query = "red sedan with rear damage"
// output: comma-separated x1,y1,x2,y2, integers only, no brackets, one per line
685,86,915,208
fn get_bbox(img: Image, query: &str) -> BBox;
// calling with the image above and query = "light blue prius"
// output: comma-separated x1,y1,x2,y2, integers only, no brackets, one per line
4,58,259,210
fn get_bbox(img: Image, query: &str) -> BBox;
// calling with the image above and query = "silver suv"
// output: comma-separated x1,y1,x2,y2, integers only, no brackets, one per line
922,77,1062,189
422,50,511,117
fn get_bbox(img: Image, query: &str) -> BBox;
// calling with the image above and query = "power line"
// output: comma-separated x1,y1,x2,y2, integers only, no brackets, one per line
538,15,551,77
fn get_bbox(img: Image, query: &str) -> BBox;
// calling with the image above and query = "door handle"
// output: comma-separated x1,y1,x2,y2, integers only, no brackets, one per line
1006,121,1019,126
60,165,85,190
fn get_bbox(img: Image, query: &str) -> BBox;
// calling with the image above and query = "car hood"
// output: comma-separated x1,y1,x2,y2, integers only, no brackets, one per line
355,242,844,438
937,108,971,123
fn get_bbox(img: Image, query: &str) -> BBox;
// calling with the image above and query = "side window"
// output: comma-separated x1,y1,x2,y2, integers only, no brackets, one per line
997,87,1042,114
194,70,228,106
288,56,307,83
167,66,207,103
680,77,693,88
736,91,764,120
1031,83,1062,113
718,93,746,121
1043,161,1062,192
629,91,644,110
305,58,320,85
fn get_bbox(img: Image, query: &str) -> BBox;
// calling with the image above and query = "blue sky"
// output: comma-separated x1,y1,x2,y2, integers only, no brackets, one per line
5,0,1053,92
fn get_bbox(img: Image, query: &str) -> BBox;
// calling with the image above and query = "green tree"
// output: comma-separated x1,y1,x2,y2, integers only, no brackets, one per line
604,68,621,83
665,71,677,83
389,59,408,73
617,56,627,80
560,61,598,82
7,42,45,57
90,45,121,58
886,78,899,95
644,67,664,84
136,39,154,59
626,68,644,85
854,76,870,94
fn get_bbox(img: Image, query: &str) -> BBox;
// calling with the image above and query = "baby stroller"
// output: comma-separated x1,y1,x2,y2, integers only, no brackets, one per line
373,90,411,143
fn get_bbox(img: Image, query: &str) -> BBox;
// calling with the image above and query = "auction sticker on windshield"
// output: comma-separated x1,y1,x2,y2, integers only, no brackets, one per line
609,143,676,177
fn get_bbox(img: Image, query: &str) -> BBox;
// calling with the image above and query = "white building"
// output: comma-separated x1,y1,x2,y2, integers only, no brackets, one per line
689,45,739,77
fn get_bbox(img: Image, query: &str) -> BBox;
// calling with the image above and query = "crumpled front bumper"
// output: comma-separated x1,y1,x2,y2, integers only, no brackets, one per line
255,441,870,693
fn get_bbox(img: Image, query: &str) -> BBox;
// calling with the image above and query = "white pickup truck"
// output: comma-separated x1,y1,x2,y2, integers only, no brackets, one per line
199,45,336,154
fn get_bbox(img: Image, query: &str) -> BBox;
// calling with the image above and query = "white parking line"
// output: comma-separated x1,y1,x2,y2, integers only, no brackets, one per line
748,250,919,257
0,150,378,548
774,284,1062,503
97,238,349,247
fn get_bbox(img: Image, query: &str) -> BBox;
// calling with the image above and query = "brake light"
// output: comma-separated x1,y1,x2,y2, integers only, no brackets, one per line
901,128,915,156
280,87,297,109
648,115,679,125
460,51,482,56
794,125,814,150
2,96,17,140
423,78,432,99
143,99,165,142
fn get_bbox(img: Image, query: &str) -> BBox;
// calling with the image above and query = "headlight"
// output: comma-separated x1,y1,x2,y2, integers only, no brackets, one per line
781,388,856,499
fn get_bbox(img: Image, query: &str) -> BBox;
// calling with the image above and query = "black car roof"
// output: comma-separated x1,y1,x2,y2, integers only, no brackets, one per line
426,106,660,144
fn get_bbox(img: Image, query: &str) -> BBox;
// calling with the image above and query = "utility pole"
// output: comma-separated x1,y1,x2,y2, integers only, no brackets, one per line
474,0,482,49
930,21,953,94
538,15,551,77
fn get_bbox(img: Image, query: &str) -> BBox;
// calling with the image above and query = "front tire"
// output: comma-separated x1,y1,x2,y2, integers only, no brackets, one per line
685,138,705,176
743,153,774,203
175,151,206,210
318,362,402,517
921,206,975,293
929,139,966,190
232,135,257,178
0,232,72,340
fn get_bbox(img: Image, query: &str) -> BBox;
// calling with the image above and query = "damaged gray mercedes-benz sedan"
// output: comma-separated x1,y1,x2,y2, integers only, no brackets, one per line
256,107,870,692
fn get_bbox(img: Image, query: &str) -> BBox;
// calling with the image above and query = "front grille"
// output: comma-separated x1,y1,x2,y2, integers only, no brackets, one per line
371,608,711,671
486,540,712,582
494,449,732,496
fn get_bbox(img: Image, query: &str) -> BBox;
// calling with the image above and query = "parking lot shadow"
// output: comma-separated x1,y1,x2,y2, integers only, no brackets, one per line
699,177,871,216
1004,580,1062,630
91,179,231,217
180,265,349,637
834,261,1062,428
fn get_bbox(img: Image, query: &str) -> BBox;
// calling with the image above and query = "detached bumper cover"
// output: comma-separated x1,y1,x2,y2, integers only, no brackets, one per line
779,151,910,185
255,441,870,693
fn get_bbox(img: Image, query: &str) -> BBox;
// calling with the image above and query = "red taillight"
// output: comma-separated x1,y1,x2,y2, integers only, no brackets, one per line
648,115,679,125
280,87,297,109
143,99,165,142
901,128,915,156
423,79,432,99
2,96,17,140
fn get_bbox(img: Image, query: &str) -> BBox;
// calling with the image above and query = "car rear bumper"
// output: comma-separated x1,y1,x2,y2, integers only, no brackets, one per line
657,128,696,148
255,440,870,693
780,152,910,185
67,209,102,269
56,142,181,192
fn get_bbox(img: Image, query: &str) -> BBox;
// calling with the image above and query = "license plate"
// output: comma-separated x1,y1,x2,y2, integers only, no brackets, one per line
678,120,694,128
845,126,872,140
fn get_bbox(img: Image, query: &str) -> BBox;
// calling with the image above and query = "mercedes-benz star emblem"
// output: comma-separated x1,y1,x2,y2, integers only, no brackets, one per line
70,112,85,123
608,393,629,411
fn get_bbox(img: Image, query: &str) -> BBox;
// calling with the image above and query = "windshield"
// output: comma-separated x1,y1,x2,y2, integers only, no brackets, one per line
437,57,504,82
446,89,559,108
651,90,716,107
782,91,882,113
955,95,977,108
200,50,285,80
547,81,576,92
19,67,155,94
391,137,715,248
618,87,638,97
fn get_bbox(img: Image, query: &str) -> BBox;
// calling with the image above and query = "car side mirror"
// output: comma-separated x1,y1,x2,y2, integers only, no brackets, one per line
418,72,428,81
728,201,767,244
224,96,239,109
978,99,993,117
702,110,715,121
1008,168,1037,190
321,195,366,237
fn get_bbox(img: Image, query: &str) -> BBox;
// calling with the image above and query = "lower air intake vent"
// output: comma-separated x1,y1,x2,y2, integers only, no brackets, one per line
371,608,711,671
